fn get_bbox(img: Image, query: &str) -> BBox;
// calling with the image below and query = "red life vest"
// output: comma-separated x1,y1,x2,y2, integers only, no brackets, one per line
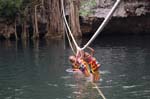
88,58,100,73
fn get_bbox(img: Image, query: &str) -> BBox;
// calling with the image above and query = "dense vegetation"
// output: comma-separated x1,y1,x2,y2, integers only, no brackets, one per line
0,0,64,39
0,0,149,40
0,0,22,19
0,0,91,39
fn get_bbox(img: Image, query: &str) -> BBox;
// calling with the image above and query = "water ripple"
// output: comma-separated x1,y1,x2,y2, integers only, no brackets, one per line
72,91,81,95
60,76,71,79
47,83,58,87
65,84,77,88
100,86,113,89
127,89,150,96
100,70,111,75
122,85,143,89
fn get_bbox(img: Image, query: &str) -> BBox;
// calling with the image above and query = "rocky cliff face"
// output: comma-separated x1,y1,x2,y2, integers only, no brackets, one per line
115,0,150,17
0,0,150,39
81,0,150,35
84,0,150,17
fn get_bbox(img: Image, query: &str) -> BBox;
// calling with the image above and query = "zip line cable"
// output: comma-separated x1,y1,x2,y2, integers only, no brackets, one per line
81,0,121,50
92,83,106,99
64,23,76,54
61,0,121,51
61,0,81,52
61,3,76,54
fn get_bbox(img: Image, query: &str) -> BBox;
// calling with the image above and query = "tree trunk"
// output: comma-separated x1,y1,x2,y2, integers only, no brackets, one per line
4,25,9,39
45,0,64,38
33,5,39,39
14,19,18,40
69,0,82,37
21,21,27,39
31,12,36,39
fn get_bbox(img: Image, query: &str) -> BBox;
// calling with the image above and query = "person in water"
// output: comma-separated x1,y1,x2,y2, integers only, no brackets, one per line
83,47,100,72
82,47,100,82
69,55,90,77
69,47,100,82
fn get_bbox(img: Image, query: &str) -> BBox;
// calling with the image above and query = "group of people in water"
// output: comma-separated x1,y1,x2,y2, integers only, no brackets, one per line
69,47,100,82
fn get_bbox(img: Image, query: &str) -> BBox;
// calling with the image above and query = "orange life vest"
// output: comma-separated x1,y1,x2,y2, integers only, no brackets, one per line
89,59,100,73
72,63,79,71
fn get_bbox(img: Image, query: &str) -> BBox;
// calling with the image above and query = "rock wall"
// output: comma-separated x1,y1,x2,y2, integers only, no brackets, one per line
81,0,150,35
89,0,150,17
115,0,150,17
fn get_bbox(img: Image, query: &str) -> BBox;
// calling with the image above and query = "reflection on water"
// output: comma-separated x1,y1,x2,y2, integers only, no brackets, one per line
0,35,150,99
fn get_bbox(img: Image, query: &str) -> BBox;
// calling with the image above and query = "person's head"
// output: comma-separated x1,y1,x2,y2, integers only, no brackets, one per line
69,55,76,63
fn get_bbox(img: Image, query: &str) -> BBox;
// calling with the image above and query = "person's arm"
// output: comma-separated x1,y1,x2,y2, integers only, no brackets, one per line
87,46,95,56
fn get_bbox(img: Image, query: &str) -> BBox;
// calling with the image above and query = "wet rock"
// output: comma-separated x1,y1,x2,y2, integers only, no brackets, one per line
80,0,150,35
91,0,150,17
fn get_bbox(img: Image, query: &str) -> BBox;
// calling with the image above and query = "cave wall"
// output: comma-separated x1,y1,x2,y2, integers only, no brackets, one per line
81,0,150,35
92,0,150,17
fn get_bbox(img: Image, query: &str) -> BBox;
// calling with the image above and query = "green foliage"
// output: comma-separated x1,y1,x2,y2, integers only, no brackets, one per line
79,9,93,16
81,0,96,7
0,0,23,19
79,0,96,16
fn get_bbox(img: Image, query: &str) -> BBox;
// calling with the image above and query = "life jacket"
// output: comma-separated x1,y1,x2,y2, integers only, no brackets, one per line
72,64,79,71
78,59,88,72
72,59,91,77
88,58,100,73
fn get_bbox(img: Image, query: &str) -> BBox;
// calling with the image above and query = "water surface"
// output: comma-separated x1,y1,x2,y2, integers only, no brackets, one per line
0,36,150,99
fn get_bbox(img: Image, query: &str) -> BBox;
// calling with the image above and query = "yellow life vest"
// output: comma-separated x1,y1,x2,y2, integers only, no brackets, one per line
72,59,90,73
72,63,79,71
78,59,91,77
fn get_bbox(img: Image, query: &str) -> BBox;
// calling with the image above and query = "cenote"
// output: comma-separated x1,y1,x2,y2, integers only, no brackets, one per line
0,35,150,99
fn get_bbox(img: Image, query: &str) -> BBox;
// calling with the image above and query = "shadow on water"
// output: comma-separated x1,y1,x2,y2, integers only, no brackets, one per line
0,39,68,99
87,35,150,99
0,35,150,99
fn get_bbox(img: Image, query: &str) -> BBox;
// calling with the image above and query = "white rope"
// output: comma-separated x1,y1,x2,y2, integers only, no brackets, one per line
92,83,106,99
61,1,121,99
61,0,121,51
61,0,81,52
81,0,121,50
61,1,76,54
64,23,76,54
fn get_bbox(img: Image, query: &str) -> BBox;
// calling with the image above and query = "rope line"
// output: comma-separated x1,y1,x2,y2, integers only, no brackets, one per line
61,0,121,51
61,0,81,53
64,23,76,54
92,83,106,99
61,2,76,54
81,0,121,50
61,0,121,99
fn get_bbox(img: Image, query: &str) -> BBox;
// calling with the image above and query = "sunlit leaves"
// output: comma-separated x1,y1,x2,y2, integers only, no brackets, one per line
0,0,23,18
79,0,96,16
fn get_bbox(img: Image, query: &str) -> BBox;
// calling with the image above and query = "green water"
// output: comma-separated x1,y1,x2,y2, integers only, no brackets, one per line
0,36,150,99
